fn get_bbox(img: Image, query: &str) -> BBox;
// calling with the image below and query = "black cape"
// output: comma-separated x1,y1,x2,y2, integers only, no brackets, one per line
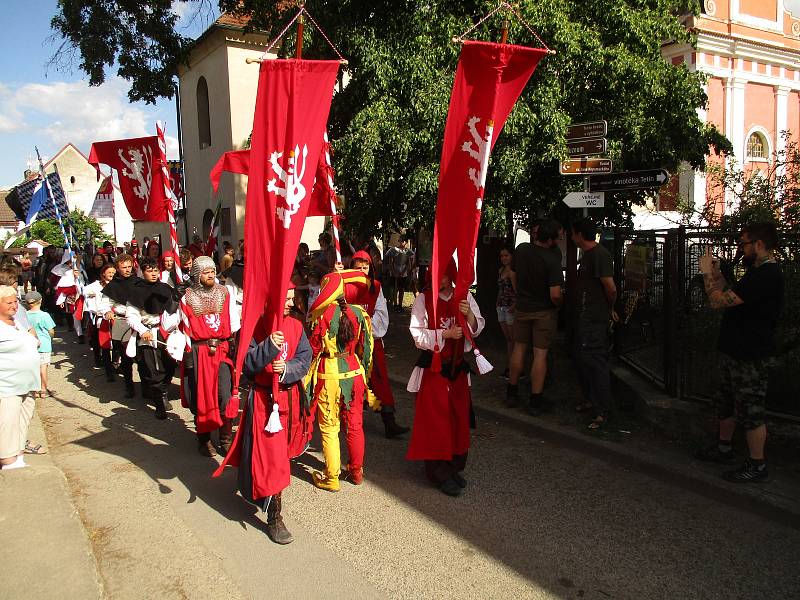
101,274,138,305
127,279,179,315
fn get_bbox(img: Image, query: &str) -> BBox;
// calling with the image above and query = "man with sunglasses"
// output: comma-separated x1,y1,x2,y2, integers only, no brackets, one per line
696,222,784,482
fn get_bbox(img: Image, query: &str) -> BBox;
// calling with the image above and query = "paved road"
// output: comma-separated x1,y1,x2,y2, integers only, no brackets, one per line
25,322,800,599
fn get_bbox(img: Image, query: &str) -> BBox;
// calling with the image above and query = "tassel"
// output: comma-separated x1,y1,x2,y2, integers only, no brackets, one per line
265,402,283,433
474,348,493,375
431,344,442,373
225,393,240,419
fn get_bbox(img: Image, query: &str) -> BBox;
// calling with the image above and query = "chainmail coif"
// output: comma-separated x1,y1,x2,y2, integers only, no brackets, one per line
186,256,226,315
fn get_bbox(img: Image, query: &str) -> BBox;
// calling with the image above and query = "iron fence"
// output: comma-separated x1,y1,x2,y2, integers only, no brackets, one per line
613,226,800,418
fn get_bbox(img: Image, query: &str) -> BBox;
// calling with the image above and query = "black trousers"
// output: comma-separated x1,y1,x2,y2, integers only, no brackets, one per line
112,339,135,389
572,321,613,414
90,325,114,378
137,345,176,398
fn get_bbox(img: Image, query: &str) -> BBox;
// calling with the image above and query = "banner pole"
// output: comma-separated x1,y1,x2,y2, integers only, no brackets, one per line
156,122,184,281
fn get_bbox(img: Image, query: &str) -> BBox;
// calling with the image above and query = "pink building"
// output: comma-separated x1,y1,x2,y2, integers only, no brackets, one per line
660,0,800,216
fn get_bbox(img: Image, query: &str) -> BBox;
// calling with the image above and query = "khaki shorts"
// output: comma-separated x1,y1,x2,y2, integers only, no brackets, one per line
513,309,558,349
0,395,36,459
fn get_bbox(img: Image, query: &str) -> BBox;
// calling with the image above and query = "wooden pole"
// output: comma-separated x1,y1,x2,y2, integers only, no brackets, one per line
500,18,509,45
296,12,305,59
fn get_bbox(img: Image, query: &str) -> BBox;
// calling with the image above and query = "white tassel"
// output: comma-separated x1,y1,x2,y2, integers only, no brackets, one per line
474,348,493,375
265,402,283,433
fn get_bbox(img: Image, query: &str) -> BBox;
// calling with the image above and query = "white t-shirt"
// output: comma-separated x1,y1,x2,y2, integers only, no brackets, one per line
0,320,41,396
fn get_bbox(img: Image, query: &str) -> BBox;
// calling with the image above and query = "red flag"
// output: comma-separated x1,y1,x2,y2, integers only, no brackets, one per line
88,136,168,221
209,145,336,217
432,41,547,317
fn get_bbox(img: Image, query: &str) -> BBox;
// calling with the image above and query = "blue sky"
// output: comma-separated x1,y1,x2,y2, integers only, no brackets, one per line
0,0,218,188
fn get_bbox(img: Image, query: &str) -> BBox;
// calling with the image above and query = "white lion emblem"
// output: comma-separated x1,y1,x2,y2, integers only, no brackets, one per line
118,145,154,212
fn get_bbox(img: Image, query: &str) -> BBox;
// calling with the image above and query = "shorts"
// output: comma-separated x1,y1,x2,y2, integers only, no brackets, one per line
513,309,558,349
715,353,768,430
496,306,514,325
39,352,51,365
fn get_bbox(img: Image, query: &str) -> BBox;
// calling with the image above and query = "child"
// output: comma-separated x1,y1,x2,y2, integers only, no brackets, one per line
24,291,56,398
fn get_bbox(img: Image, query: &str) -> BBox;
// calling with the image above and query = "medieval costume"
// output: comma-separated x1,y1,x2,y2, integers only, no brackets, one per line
126,275,179,419
179,256,240,456
406,264,485,497
159,251,180,288
306,270,375,492
53,254,87,343
102,269,138,398
83,270,115,382
213,286,312,544
350,250,409,438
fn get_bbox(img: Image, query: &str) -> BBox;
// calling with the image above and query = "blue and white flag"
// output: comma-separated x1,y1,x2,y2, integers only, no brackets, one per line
25,177,48,225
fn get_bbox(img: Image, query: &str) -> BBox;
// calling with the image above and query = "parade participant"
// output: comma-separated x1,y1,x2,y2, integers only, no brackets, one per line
102,241,116,261
102,254,138,398
54,255,87,344
126,257,179,419
178,249,194,294
85,252,107,284
180,256,240,456
215,286,312,544
84,263,116,382
145,240,161,259
406,260,485,497
159,251,179,288
188,234,205,258
306,270,374,492
351,250,409,438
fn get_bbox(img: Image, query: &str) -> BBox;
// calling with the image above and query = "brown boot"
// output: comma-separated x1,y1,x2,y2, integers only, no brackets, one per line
197,433,217,457
266,493,293,545
218,418,233,456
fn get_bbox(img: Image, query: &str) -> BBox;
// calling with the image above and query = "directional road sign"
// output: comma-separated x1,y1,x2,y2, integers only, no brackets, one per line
566,138,607,157
563,191,605,209
588,169,670,192
559,158,613,175
567,120,607,140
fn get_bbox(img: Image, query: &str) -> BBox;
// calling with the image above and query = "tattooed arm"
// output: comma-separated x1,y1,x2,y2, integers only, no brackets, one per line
700,252,743,309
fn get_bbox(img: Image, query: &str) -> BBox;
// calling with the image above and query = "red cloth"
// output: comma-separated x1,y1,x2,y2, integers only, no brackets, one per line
57,286,84,321
406,291,470,461
98,319,111,350
233,59,339,402
431,41,546,327
357,281,395,408
209,147,336,218
180,294,233,434
216,316,310,497
88,136,168,221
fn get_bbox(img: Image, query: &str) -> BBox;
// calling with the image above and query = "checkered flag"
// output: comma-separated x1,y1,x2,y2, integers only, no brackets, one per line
6,172,71,224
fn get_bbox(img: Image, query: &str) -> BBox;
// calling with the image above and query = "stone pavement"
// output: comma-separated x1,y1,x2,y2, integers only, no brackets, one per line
2,317,800,599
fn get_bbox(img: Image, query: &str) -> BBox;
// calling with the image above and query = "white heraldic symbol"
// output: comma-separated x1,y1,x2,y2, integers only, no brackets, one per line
203,313,221,333
461,116,494,210
118,145,154,213
268,144,309,229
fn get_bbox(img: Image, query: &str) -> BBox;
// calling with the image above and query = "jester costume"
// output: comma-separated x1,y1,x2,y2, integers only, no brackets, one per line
180,256,239,456
406,270,485,497
306,270,375,492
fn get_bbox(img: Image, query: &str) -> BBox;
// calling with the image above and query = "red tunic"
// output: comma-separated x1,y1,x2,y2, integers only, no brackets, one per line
406,293,471,461
181,294,233,433
360,281,395,407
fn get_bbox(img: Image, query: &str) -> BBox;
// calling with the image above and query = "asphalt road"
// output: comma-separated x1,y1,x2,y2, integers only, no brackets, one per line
30,321,800,600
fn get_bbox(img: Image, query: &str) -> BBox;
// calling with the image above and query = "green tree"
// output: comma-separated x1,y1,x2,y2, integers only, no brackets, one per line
4,210,111,249
53,0,731,233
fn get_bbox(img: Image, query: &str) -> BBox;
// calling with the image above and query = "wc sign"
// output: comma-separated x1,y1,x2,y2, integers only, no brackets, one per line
562,191,605,208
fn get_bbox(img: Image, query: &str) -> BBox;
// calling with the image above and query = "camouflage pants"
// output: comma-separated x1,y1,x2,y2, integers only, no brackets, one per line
715,354,769,430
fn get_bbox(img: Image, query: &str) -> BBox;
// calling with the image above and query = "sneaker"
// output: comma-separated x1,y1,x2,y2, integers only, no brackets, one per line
723,459,769,483
694,443,735,464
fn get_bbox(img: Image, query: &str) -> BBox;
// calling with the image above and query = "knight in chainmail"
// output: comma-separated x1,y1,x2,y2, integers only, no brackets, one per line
181,255,241,457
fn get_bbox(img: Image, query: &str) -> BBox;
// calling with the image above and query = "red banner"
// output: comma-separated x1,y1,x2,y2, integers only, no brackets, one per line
209,145,336,218
235,59,339,384
431,41,547,316
88,136,168,221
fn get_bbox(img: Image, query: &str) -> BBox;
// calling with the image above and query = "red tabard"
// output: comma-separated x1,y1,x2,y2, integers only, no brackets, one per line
360,281,394,407
218,316,306,499
182,294,233,433
406,292,471,461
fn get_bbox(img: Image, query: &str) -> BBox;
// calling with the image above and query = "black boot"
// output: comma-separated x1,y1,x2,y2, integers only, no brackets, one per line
266,493,293,545
124,383,135,399
526,393,553,416
381,408,410,439
505,383,519,408
154,392,168,420
218,418,233,456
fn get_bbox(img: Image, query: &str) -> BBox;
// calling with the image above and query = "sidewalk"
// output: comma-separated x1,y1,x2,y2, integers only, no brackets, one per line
0,404,103,599
381,309,800,526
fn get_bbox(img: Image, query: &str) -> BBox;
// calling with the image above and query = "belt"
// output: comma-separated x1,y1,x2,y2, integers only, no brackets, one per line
326,352,349,358
317,366,364,380
194,337,233,346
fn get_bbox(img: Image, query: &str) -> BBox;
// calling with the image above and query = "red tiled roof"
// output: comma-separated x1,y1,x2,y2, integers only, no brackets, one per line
0,190,19,225
215,12,253,29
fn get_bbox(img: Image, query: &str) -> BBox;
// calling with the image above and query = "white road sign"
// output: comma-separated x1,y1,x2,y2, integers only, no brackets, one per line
562,191,605,208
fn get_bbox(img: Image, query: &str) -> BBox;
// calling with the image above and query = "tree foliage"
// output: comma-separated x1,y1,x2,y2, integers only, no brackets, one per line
53,0,731,233
4,210,111,249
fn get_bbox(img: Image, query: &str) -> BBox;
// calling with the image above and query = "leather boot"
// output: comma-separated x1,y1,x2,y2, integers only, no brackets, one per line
218,418,233,456
266,493,293,545
197,432,217,457
346,464,364,485
381,408,410,439
154,392,169,420
505,383,519,408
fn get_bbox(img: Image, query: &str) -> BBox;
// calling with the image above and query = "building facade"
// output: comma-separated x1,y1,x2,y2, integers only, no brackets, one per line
661,0,800,217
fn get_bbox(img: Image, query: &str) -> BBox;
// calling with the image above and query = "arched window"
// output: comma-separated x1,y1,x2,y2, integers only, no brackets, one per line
746,132,767,160
197,77,211,149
